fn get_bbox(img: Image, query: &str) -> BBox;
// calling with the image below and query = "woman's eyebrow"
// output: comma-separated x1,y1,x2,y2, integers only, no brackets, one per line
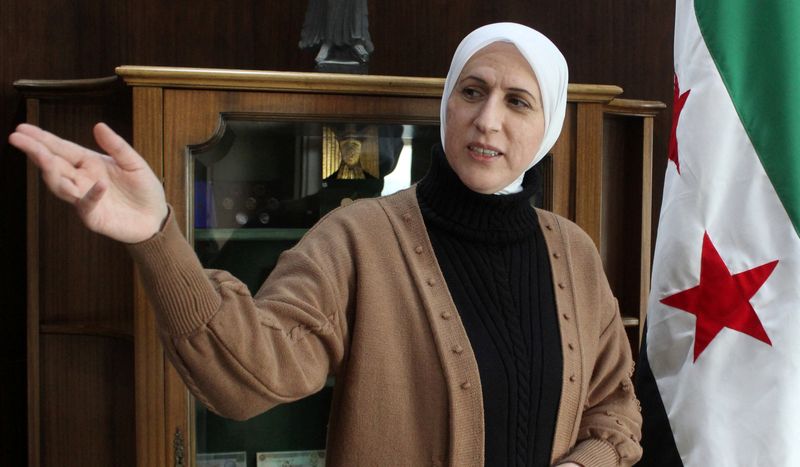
459,75,538,102
508,87,539,103
458,75,488,87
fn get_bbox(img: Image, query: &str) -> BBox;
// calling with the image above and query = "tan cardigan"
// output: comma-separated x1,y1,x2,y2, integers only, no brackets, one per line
128,186,642,466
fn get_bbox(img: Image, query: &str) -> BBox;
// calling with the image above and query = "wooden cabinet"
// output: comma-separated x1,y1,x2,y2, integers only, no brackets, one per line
19,68,662,466
17,77,135,467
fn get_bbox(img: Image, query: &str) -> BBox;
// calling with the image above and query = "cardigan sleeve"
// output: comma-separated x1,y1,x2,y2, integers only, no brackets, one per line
549,214,643,467
127,208,351,421
562,299,643,466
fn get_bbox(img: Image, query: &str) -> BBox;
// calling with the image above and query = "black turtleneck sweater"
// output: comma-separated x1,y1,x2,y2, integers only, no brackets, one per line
416,147,562,467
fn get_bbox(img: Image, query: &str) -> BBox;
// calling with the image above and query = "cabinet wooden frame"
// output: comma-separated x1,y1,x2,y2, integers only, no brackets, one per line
17,76,136,467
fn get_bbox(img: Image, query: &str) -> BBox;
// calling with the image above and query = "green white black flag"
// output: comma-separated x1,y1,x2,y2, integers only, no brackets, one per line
640,0,800,464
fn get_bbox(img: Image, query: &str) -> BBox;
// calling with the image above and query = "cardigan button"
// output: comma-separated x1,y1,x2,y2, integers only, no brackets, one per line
440,311,452,320
562,313,570,321
568,343,575,351
557,282,566,289
452,344,464,354
414,245,424,254
569,374,576,382
460,381,472,390
427,278,437,286
552,252,561,259
545,224,553,230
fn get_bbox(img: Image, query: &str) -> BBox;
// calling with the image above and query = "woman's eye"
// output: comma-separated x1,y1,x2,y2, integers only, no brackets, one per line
508,96,531,109
461,87,482,99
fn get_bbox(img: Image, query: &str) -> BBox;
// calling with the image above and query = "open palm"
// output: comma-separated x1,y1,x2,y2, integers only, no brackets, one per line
9,123,168,244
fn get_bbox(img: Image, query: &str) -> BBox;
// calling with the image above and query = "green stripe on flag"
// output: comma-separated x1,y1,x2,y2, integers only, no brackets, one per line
695,0,800,236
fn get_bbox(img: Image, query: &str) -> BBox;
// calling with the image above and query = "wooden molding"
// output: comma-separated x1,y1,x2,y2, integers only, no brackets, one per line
14,76,121,99
26,99,42,467
39,323,133,341
605,98,666,117
116,65,624,102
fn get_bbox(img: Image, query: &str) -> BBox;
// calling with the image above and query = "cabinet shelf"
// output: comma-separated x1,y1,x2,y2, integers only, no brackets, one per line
194,228,308,242
622,317,640,328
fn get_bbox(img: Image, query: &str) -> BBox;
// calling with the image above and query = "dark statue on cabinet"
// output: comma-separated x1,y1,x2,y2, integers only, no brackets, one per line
299,0,374,73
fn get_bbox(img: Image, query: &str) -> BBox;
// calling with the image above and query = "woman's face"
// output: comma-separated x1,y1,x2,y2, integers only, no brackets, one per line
444,42,545,194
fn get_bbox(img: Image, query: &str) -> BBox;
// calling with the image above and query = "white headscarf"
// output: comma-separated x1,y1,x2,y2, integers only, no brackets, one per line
440,22,569,194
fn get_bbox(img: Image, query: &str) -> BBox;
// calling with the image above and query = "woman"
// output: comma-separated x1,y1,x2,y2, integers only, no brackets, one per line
10,23,641,467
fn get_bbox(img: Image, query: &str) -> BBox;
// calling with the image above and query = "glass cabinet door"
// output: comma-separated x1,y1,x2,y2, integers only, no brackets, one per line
189,117,439,467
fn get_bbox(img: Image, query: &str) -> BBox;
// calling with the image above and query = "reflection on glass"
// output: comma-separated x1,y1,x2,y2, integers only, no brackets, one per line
321,125,380,180
190,118,438,466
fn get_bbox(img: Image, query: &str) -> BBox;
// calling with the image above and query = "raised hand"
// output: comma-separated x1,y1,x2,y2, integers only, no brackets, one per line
9,123,168,244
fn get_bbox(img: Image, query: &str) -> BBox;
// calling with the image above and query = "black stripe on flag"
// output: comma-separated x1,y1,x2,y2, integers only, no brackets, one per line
635,327,684,466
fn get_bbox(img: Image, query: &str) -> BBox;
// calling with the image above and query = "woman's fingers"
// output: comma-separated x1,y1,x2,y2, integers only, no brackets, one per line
93,123,144,170
46,172,82,204
14,123,96,166
13,123,141,173
10,125,102,204
11,130,77,194
9,129,54,168
75,180,107,217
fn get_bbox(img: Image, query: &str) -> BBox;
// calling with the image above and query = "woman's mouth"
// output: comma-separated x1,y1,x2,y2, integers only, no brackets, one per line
468,144,503,159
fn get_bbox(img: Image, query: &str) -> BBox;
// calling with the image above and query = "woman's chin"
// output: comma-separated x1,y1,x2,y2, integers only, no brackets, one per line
462,178,502,194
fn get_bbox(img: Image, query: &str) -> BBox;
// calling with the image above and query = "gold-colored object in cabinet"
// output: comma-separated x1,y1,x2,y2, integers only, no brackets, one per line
322,125,380,180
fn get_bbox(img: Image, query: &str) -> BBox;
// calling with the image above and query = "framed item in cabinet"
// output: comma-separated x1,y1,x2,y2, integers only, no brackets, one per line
186,118,438,467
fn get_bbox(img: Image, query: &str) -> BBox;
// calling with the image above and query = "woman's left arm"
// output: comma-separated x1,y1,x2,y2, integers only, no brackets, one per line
568,298,643,467
542,213,643,466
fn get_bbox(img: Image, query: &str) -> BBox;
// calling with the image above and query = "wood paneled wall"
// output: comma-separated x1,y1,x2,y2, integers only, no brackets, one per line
0,1,674,463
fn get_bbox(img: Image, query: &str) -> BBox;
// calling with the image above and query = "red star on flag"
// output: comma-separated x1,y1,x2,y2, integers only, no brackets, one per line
660,232,778,361
669,74,691,174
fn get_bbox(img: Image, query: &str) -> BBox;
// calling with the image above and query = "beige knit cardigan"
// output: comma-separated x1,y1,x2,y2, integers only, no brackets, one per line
128,186,642,467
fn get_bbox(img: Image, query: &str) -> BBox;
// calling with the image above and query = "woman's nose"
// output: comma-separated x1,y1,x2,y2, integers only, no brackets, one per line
473,98,502,134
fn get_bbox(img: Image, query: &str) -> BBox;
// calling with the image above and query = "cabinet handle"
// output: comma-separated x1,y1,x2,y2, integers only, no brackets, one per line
173,427,185,467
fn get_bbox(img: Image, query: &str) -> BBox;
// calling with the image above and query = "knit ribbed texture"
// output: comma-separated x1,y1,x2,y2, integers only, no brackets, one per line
126,208,222,336
417,147,562,467
564,438,620,466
